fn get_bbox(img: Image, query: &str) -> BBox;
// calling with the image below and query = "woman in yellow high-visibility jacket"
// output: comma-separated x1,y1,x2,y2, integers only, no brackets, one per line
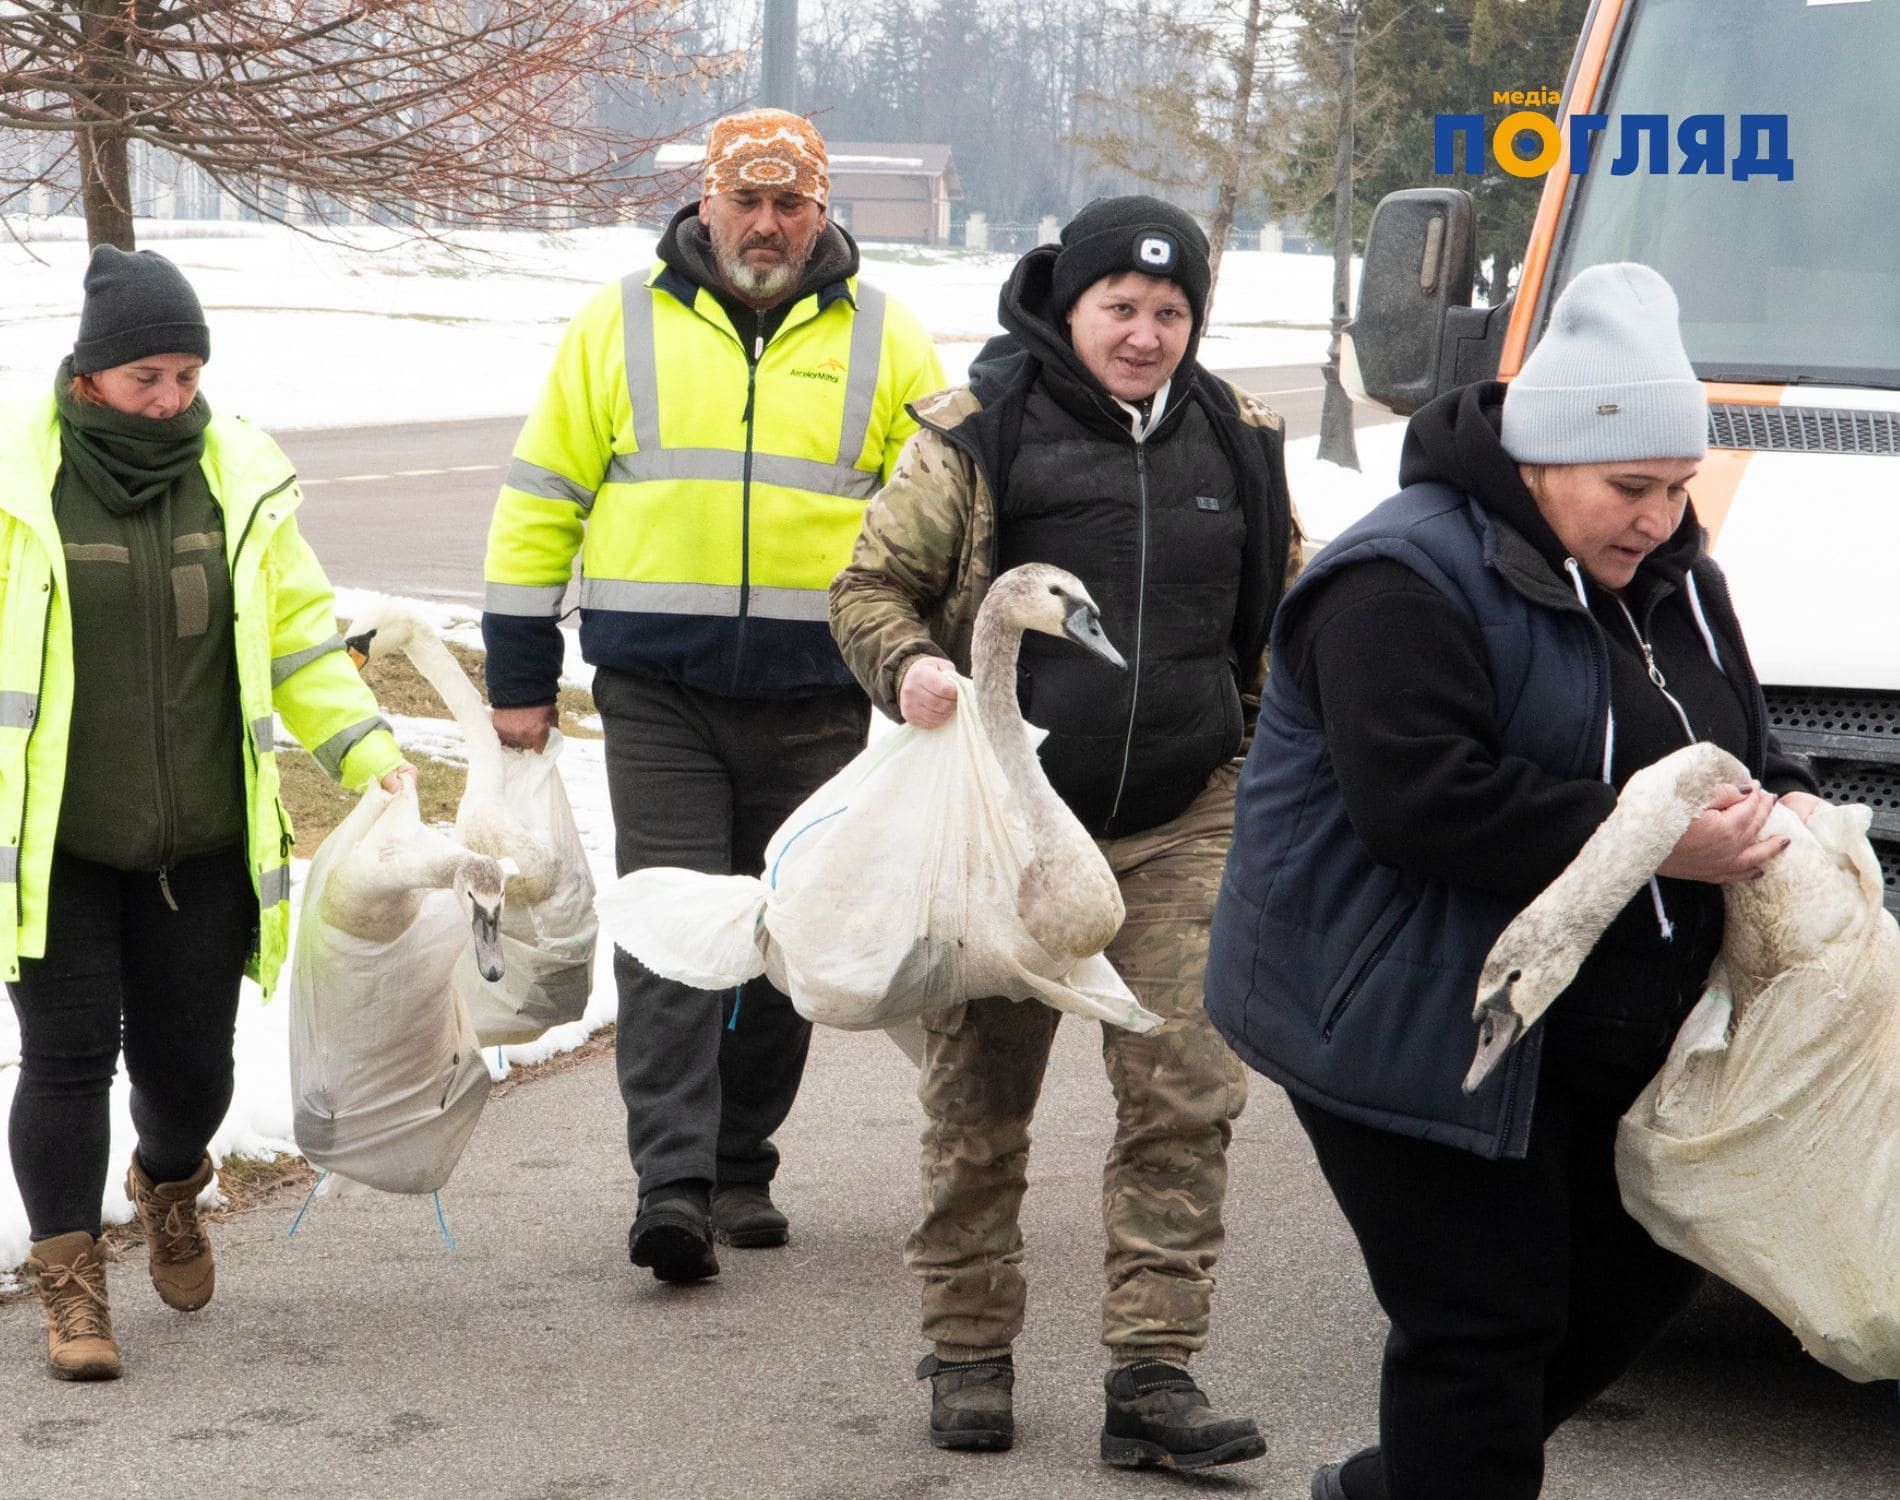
0,247,411,1383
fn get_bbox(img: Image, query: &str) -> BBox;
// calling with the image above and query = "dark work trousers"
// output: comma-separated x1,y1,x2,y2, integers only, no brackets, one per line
1290,1012,1705,1500
6,846,253,1241
593,667,869,1202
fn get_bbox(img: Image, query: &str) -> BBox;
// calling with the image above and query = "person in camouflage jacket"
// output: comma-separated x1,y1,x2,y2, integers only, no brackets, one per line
829,196,1302,1471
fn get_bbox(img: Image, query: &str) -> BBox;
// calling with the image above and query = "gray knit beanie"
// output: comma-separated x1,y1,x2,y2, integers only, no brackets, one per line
1501,262,1705,464
72,246,211,375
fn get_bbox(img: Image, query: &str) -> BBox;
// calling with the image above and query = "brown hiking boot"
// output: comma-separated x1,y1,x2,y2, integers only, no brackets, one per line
126,1153,216,1311
26,1231,122,1381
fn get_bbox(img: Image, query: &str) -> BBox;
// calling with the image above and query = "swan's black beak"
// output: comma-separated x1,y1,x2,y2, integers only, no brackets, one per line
469,899,505,983
1462,980,1524,1095
344,629,375,670
1064,603,1126,670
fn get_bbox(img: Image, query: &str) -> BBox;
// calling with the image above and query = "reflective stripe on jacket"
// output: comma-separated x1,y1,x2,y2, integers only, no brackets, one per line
483,264,944,701
0,394,403,990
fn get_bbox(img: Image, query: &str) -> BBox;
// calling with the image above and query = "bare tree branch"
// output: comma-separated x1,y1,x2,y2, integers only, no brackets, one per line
1,0,740,248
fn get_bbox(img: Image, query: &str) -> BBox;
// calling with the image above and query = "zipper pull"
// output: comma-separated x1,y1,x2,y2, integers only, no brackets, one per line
754,334,764,362
157,867,180,912
1641,643,1666,691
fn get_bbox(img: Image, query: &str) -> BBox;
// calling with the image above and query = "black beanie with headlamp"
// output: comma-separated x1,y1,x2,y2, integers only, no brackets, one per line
1048,195,1212,331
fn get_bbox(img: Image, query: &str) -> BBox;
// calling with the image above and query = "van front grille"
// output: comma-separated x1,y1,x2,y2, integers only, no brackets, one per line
1764,687,1900,914
1709,404,1900,455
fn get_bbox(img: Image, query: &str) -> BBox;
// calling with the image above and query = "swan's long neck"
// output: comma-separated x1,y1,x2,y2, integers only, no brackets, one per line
398,626,506,793
1487,743,1748,1029
971,606,1075,858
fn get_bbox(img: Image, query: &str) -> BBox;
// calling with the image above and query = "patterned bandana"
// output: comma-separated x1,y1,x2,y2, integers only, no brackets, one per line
702,109,830,207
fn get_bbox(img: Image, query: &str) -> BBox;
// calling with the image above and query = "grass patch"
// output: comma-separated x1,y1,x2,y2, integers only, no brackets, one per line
275,746,463,856
489,1025,616,1098
349,624,599,739
273,627,596,856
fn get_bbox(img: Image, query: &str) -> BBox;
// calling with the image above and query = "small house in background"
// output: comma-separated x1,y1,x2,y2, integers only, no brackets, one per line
654,140,961,245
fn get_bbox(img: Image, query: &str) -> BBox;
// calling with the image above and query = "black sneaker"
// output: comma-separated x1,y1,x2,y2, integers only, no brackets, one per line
710,1183,789,1248
1313,1445,1384,1500
629,1190,719,1283
917,1352,1015,1451
1100,1360,1265,1470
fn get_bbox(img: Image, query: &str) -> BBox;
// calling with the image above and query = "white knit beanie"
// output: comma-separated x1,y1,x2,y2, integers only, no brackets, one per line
1501,263,1707,464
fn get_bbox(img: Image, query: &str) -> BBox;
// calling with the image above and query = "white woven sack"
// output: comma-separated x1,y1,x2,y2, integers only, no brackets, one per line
1617,944,1900,1381
451,731,598,1046
290,788,491,1195
599,683,1159,1034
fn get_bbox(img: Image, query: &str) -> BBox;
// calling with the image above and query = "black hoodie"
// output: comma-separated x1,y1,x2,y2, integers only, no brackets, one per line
1282,381,1815,1029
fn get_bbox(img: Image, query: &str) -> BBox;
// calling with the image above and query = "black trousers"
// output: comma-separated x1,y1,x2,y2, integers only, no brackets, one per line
1291,1015,1705,1500
7,847,253,1240
594,668,868,1200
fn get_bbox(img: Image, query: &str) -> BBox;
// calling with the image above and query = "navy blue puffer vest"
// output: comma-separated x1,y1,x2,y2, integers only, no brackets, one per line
1204,483,1616,1159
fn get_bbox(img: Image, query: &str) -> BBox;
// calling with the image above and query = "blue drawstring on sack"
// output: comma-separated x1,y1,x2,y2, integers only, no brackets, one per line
287,1170,330,1237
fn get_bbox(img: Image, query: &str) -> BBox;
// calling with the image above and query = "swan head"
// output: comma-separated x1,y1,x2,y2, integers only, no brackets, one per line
342,594,432,668
988,563,1126,669
1463,911,1590,1095
455,855,507,982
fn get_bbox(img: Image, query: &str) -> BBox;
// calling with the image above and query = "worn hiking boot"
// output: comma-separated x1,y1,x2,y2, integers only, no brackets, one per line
918,1352,1015,1451
126,1153,216,1311
629,1187,719,1283
1101,1360,1265,1470
710,1184,789,1248
26,1231,122,1381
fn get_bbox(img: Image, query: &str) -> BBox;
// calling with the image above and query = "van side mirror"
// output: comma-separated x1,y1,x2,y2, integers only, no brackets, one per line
1345,188,1499,414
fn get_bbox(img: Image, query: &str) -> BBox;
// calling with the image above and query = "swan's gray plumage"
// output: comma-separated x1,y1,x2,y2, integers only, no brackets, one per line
343,595,559,905
1467,741,1884,1092
318,784,508,981
969,563,1127,963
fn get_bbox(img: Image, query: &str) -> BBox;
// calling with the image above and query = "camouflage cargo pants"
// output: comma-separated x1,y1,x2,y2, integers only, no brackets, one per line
905,763,1247,1365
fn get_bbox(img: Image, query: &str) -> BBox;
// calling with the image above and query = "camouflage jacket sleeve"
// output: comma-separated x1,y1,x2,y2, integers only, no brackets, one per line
829,388,984,722
1229,380,1308,740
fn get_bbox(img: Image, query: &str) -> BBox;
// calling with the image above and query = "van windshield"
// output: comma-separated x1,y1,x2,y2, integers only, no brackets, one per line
1554,0,1900,388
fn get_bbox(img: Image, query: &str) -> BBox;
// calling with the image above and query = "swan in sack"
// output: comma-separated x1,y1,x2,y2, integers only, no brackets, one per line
342,596,598,1045
290,780,506,1195
1463,740,1900,1379
598,562,1163,1034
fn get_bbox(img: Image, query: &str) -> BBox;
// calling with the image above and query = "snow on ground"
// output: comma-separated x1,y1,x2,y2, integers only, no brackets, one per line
0,217,1395,1277
0,217,1348,427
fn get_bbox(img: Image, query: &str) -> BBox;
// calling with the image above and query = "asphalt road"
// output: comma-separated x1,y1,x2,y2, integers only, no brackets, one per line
2,1025,1890,1499
276,363,1400,604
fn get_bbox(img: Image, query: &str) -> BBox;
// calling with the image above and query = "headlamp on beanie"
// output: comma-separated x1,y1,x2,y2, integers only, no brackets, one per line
1136,235,1178,273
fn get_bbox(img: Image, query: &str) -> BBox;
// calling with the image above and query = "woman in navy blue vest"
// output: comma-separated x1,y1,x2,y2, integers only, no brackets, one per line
1203,264,1820,1500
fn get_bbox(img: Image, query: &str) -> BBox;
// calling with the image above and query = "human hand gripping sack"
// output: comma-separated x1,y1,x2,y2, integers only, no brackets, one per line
491,704,557,753
900,656,960,728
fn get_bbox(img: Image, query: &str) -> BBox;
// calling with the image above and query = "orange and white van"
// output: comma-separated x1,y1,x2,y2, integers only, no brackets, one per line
1345,0,1900,912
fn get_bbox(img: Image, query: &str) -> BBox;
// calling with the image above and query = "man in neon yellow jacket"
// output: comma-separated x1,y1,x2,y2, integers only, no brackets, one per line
482,109,944,1281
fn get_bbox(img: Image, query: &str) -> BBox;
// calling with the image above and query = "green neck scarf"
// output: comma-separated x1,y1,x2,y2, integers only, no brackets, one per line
54,355,212,517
